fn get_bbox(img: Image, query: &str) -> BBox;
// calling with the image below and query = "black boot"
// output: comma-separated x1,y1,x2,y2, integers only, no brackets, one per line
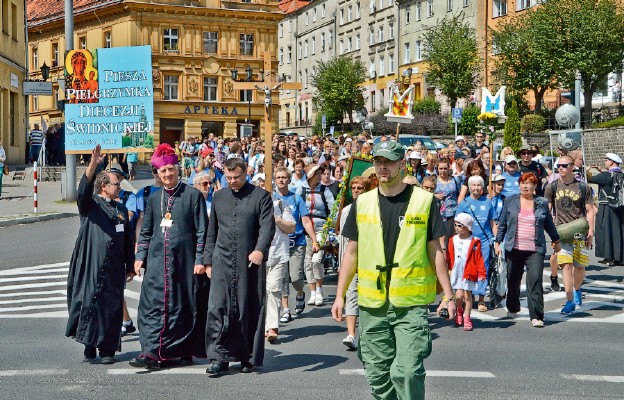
206,361,229,376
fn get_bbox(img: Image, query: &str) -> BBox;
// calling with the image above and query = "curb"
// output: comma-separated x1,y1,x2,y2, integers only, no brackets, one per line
0,212,78,228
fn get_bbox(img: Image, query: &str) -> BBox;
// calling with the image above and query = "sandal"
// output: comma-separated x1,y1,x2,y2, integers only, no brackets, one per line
279,309,292,323
478,302,488,312
266,329,278,343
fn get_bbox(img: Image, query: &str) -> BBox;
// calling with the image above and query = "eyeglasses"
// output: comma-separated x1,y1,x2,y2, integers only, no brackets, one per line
557,163,570,169
200,182,211,187
454,223,465,228
108,182,121,187
351,186,365,190
507,161,517,165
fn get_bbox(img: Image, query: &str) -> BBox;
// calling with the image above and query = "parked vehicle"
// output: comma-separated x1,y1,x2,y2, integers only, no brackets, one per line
372,135,438,152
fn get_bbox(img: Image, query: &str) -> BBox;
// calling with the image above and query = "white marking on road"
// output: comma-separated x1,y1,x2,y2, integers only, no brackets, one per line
0,267,69,276
0,310,68,318
0,369,70,377
0,289,66,298
339,369,495,378
0,303,68,312
0,274,68,283
0,262,70,275
0,296,66,305
0,281,67,291
108,368,209,375
561,374,624,383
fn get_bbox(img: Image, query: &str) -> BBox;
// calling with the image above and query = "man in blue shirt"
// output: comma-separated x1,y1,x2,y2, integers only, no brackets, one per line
501,155,521,197
273,167,317,322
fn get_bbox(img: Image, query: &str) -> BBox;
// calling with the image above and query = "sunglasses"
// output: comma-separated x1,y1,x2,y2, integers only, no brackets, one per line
200,182,211,187
557,163,570,169
520,152,532,156
351,186,365,190
454,223,466,228
507,161,517,165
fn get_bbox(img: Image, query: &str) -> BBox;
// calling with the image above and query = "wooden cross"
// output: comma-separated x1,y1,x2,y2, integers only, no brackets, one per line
231,51,302,191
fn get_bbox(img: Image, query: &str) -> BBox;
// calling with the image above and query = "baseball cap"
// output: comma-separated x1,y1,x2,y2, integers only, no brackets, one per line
606,152,622,164
110,163,128,179
372,141,405,161
455,136,466,142
491,174,506,183
454,213,474,231
504,155,518,164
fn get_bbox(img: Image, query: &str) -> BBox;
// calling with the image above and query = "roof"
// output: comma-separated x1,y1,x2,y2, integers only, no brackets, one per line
27,0,123,24
278,0,311,14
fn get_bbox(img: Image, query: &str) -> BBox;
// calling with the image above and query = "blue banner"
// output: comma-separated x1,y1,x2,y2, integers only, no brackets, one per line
64,45,154,151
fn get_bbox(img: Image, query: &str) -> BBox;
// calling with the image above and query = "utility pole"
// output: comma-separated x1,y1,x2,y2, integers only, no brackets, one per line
231,51,301,192
64,0,76,201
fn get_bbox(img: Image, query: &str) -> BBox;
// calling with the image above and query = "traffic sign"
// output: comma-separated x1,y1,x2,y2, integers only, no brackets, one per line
452,108,463,124
322,114,327,130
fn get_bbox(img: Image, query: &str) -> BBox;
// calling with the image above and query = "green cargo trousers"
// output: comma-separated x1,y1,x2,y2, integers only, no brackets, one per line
358,302,432,400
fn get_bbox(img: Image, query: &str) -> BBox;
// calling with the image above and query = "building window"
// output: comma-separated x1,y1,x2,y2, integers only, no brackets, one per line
370,0,375,14
321,33,326,50
427,0,433,17
32,47,38,70
79,36,86,49
517,0,531,10
340,8,344,24
356,2,361,18
416,1,422,20
1,0,8,35
389,54,394,73
379,0,384,8
369,59,375,77
328,30,333,48
298,71,302,85
304,40,308,58
163,28,178,51
389,23,394,39
379,57,385,76
371,91,376,112
103,31,111,48
32,96,38,112
416,40,422,61
306,11,309,25
355,34,360,50
203,32,218,53
369,28,375,45
339,40,344,54
304,69,308,87
312,8,317,22
347,37,352,51
298,42,302,59
464,0,469,6
494,0,508,17
311,37,316,55
163,75,179,100
279,48,284,65
404,43,410,64
240,33,254,56
378,26,384,43
380,89,385,106
447,0,453,11
9,92,17,146
203,77,218,101
406,6,411,24
287,46,292,63
348,5,353,21
52,42,59,66
322,4,326,18
279,23,283,38
240,90,252,102
492,39,500,55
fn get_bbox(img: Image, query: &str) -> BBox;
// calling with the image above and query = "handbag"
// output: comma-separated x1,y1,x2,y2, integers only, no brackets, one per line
556,218,590,243
2,165,8,176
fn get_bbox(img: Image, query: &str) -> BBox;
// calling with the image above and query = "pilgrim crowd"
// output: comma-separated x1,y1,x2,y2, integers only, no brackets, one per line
65,130,623,376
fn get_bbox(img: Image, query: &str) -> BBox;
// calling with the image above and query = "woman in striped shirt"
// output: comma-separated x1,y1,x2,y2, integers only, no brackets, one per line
495,172,561,328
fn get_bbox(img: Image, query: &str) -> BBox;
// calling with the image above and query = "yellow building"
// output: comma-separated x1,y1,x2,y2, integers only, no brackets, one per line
27,0,283,146
0,0,27,164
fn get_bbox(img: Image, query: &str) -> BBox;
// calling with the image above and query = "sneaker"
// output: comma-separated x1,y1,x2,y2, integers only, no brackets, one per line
342,335,358,350
573,289,582,306
561,300,576,315
295,292,306,314
463,316,473,331
315,291,324,306
531,319,544,328
101,356,116,365
279,309,293,323
307,291,317,305
121,321,136,336
507,311,518,319
455,307,464,326
550,276,561,292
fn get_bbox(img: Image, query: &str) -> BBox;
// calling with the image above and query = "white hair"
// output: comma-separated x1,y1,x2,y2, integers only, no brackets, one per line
193,170,214,186
468,175,485,189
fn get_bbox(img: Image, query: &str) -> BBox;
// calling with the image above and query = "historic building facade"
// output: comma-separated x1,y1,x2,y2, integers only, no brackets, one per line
278,0,337,135
1,0,27,163
27,0,283,145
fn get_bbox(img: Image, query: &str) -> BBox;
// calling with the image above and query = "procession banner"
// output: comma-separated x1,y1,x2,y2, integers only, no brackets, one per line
64,45,154,153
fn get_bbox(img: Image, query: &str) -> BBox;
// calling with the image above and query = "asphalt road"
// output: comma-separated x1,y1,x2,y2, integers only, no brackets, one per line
1,215,624,399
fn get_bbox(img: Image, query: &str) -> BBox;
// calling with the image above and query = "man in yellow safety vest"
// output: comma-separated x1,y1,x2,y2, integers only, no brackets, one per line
331,140,455,399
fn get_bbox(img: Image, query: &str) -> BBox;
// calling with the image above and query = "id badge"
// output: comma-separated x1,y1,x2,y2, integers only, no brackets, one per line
115,224,124,233
160,219,173,228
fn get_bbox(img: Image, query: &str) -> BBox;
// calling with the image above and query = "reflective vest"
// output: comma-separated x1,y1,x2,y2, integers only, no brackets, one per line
356,187,437,308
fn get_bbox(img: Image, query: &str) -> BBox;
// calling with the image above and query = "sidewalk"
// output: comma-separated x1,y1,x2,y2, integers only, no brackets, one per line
0,165,154,227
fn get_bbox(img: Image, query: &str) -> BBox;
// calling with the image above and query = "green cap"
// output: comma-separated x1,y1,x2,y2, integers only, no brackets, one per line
372,141,405,161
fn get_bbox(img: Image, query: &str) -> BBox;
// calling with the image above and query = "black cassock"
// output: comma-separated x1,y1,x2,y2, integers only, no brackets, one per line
136,182,208,361
205,182,275,366
66,175,135,353
588,171,624,263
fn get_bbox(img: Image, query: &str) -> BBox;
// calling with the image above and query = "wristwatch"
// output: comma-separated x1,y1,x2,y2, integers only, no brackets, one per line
442,294,455,302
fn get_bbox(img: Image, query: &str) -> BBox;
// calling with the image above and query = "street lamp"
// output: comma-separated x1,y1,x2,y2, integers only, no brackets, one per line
230,67,239,81
245,65,253,81
40,62,50,82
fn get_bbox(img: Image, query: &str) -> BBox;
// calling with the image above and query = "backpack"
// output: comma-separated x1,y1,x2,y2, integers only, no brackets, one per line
548,180,588,217
603,172,624,209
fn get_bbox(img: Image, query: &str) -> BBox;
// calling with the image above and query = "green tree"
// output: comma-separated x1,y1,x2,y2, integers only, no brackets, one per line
423,14,482,108
311,55,366,127
457,106,480,138
491,10,561,114
534,0,624,127
504,101,522,152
